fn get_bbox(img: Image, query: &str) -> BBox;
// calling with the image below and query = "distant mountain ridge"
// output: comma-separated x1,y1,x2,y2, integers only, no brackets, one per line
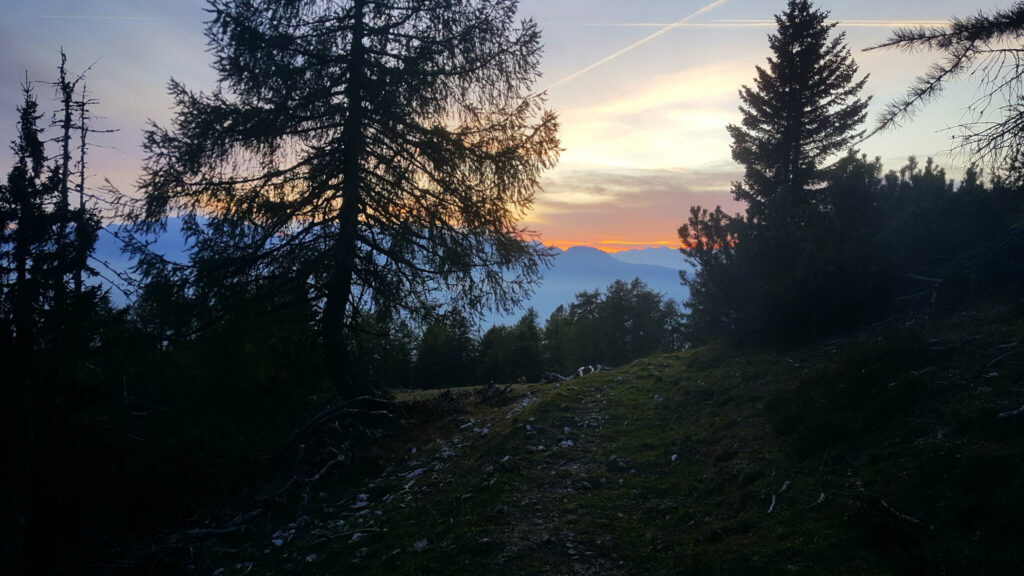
608,246,684,270
485,245,690,327
92,224,691,325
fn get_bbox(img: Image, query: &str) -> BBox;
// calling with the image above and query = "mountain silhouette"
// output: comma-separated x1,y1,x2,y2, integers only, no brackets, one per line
486,245,690,326
92,223,691,325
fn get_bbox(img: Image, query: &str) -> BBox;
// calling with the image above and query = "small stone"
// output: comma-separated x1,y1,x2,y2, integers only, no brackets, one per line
413,539,428,552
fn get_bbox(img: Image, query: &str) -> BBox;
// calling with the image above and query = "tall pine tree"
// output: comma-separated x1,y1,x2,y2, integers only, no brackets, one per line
728,0,869,231
680,0,870,342
0,81,49,576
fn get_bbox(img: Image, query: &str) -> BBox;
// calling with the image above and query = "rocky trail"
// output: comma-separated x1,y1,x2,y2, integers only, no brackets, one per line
155,379,627,575
495,383,622,575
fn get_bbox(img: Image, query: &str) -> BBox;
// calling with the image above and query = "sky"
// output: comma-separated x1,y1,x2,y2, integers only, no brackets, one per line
0,0,987,252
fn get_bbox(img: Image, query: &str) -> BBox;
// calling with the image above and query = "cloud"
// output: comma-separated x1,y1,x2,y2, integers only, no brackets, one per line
537,166,740,210
554,62,749,170
527,166,743,249
583,62,746,115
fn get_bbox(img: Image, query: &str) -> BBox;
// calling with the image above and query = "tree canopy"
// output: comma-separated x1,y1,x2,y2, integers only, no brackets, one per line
728,0,869,228
135,0,560,397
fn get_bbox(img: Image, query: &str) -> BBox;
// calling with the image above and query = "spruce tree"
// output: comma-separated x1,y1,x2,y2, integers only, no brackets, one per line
0,82,49,575
728,0,869,230
136,0,560,398
2,83,49,356
680,0,871,341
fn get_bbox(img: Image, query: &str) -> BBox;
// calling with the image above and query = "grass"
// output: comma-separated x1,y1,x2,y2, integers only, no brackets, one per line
175,296,1024,575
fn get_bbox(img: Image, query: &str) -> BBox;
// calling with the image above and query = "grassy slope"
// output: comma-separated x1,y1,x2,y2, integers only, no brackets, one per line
200,297,1024,575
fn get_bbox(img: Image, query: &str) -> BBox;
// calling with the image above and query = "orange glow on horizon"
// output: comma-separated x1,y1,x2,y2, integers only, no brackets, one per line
546,239,679,253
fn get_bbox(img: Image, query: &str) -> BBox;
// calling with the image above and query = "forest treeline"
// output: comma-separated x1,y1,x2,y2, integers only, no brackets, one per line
377,277,684,390
678,0,1024,344
2,0,1024,573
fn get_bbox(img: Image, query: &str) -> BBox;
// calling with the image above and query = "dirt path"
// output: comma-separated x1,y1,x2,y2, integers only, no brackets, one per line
493,382,626,575
150,380,633,575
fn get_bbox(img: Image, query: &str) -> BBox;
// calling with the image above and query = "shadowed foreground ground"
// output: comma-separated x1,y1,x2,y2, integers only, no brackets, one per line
114,298,1024,575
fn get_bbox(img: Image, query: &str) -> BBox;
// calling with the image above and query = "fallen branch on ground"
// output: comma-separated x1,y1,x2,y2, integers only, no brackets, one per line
309,452,347,484
880,499,922,525
169,525,247,542
289,398,399,448
998,405,1024,418
986,350,1017,370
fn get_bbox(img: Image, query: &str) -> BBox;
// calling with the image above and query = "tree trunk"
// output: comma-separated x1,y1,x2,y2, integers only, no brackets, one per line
74,82,88,296
322,0,374,399
55,50,74,319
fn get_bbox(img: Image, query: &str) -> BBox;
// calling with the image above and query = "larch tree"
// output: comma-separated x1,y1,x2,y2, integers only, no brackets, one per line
135,0,560,397
866,2,1024,173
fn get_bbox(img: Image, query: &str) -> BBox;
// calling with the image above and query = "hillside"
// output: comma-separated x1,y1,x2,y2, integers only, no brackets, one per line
115,295,1024,575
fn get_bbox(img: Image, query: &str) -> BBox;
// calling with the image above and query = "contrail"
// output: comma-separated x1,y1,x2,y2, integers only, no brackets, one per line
557,19,948,28
546,0,729,90
38,15,178,21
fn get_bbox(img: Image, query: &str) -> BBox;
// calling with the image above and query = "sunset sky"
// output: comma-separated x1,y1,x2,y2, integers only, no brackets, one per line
0,0,985,252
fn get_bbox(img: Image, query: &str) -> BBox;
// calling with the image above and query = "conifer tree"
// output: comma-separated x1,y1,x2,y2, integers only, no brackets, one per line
1,83,49,356
728,0,869,230
0,82,49,575
680,0,871,341
136,0,560,398
1,59,106,573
